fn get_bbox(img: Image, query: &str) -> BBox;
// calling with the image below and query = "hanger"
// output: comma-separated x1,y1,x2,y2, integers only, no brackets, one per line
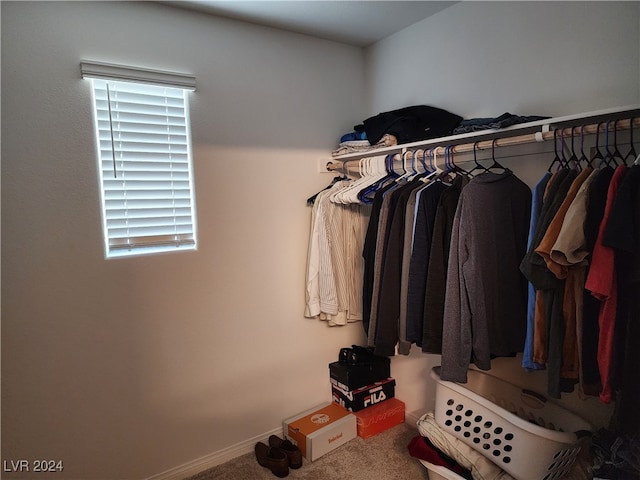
333,157,373,204
591,122,605,168
577,125,590,168
431,146,452,183
442,145,451,172
331,158,365,204
443,145,457,182
567,126,580,170
611,120,625,165
306,163,348,205
396,150,414,182
409,149,422,178
624,117,637,165
354,154,399,203
486,138,507,172
406,149,421,180
465,141,488,176
412,149,425,175
445,144,467,177
421,147,442,182
547,130,564,172
559,128,569,167
601,121,619,167
419,148,431,174
443,145,453,174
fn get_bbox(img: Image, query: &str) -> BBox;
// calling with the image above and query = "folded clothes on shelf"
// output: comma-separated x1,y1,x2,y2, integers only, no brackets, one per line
452,112,549,134
340,131,368,143
360,105,463,145
331,133,397,157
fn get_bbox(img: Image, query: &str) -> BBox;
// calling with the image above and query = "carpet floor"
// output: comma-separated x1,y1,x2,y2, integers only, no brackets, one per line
184,422,430,480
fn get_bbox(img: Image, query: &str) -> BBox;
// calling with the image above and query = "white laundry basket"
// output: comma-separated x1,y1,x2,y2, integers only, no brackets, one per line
431,367,592,480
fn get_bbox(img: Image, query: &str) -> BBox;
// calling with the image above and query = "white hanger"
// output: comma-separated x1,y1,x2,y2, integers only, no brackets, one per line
635,152,640,166
408,149,424,180
330,158,361,204
335,155,387,204
396,150,414,182
422,147,442,182
356,156,392,203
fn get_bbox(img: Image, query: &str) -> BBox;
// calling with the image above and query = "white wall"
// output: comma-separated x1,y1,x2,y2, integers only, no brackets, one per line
1,2,365,479
364,1,640,119
364,1,640,431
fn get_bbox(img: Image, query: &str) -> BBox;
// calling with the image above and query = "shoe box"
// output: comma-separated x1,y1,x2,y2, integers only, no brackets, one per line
328,356,391,391
331,377,396,412
282,402,356,462
327,347,403,439
353,397,405,439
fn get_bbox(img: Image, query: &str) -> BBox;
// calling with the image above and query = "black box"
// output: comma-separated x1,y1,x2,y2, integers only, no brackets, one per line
328,357,391,391
331,377,396,412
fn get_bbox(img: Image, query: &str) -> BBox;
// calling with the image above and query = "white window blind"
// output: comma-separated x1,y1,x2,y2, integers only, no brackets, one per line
82,63,197,258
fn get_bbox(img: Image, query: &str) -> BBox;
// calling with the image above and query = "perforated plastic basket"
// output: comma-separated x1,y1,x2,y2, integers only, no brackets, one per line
431,367,592,480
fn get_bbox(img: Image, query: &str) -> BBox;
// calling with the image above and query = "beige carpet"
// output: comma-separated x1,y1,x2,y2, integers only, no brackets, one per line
184,422,431,480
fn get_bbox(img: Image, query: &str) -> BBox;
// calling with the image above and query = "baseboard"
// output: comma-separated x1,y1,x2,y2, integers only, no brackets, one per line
405,409,426,427
146,426,282,480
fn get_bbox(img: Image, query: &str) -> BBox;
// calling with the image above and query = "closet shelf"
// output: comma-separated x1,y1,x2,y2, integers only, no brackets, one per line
327,105,640,171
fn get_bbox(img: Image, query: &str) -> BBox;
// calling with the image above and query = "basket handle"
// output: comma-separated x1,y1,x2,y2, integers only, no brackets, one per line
521,389,547,409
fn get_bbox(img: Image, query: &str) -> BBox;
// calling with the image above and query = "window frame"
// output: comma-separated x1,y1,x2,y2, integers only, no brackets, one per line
81,61,198,259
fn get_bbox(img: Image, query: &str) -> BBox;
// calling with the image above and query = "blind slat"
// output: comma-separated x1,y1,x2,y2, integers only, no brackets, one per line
100,152,189,163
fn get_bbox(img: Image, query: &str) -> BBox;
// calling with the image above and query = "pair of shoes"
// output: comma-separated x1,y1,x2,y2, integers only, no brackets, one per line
269,435,302,469
339,345,377,365
255,442,289,478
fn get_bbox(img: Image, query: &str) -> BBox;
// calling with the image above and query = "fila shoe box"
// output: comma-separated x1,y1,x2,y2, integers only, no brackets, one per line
283,403,356,461
331,377,396,412
354,397,405,439
328,357,391,391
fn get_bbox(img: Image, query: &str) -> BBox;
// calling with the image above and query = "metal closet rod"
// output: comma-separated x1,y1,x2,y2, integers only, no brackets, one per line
326,106,640,172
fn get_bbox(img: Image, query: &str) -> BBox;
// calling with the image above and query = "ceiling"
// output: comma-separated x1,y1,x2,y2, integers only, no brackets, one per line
164,1,456,46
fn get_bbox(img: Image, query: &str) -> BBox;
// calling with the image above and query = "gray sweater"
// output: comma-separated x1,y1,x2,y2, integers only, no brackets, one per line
440,171,531,382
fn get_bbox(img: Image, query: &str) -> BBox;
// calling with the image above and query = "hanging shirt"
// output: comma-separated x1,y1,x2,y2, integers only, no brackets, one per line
535,168,592,394
362,181,398,334
602,165,640,433
422,175,468,354
585,164,628,403
522,171,552,371
440,170,531,383
305,181,368,325
375,178,430,355
549,169,599,394
520,168,577,387
398,183,429,353
344,203,370,322
326,182,353,325
520,169,575,290
581,167,614,396
367,182,401,346
305,187,339,318
402,179,448,352
550,169,600,266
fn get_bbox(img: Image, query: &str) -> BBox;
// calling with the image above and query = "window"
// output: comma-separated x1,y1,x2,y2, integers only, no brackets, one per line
81,62,198,258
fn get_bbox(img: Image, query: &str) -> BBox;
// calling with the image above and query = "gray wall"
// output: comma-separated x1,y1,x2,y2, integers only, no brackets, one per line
365,1,639,118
